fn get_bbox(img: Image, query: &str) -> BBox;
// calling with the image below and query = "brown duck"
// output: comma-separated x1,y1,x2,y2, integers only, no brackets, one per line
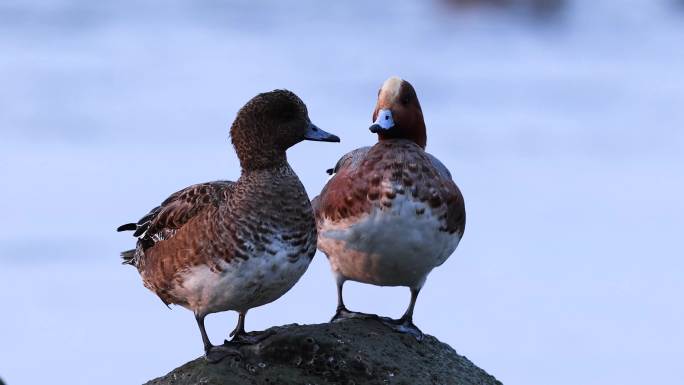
118,90,340,362
313,77,466,340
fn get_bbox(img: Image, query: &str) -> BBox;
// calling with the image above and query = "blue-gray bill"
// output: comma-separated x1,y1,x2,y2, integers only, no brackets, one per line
303,122,341,142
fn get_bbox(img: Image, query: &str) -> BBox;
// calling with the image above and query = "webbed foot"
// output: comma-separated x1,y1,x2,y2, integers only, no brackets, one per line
379,316,424,341
331,306,380,323
227,329,276,345
204,342,242,363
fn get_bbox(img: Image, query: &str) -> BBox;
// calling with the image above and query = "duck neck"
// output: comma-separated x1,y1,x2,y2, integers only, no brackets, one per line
238,162,302,203
237,148,288,172
378,122,427,149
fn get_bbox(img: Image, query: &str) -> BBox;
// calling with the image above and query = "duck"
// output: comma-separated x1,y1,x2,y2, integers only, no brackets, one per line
117,89,340,362
312,76,465,340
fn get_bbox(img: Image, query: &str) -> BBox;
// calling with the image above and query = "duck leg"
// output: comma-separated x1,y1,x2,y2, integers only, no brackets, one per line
226,310,274,345
380,287,424,341
195,314,241,363
331,274,379,322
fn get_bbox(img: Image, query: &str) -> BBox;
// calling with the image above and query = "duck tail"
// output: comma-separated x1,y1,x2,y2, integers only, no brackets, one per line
121,249,137,266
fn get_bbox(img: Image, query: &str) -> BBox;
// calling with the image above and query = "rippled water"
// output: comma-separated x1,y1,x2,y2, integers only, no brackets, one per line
1,1,683,384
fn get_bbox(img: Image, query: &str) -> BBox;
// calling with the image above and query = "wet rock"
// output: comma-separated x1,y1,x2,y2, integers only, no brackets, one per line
145,319,502,385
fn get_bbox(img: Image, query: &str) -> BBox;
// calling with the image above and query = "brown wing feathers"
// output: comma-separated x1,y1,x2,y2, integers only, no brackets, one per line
117,181,235,265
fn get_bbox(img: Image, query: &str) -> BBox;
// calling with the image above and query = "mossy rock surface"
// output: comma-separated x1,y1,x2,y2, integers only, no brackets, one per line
146,319,502,385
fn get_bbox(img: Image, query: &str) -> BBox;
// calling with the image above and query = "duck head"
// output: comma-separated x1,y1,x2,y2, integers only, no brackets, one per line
231,89,340,170
369,76,426,149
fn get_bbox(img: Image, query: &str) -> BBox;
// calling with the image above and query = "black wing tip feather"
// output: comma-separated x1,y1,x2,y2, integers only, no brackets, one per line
117,223,137,232
121,249,136,266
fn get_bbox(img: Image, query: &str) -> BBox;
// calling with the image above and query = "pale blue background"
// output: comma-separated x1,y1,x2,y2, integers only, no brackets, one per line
1,1,683,384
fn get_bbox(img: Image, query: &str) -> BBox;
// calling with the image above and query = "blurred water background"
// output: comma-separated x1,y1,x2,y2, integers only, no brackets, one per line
1,0,683,384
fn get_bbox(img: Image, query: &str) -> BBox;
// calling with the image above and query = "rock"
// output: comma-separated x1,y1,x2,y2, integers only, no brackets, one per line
146,319,502,385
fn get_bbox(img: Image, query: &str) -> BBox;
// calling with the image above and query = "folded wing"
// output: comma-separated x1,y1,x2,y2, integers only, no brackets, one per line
117,181,235,265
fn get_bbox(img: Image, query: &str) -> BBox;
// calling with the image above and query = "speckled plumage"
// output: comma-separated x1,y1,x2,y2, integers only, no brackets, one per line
118,89,340,359
128,166,316,311
314,139,465,288
120,90,319,316
314,140,464,235
312,77,465,338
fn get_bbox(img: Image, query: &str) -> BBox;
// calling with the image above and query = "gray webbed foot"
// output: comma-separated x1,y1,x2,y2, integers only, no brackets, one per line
379,316,424,341
204,343,242,363
331,306,380,323
227,329,276,345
